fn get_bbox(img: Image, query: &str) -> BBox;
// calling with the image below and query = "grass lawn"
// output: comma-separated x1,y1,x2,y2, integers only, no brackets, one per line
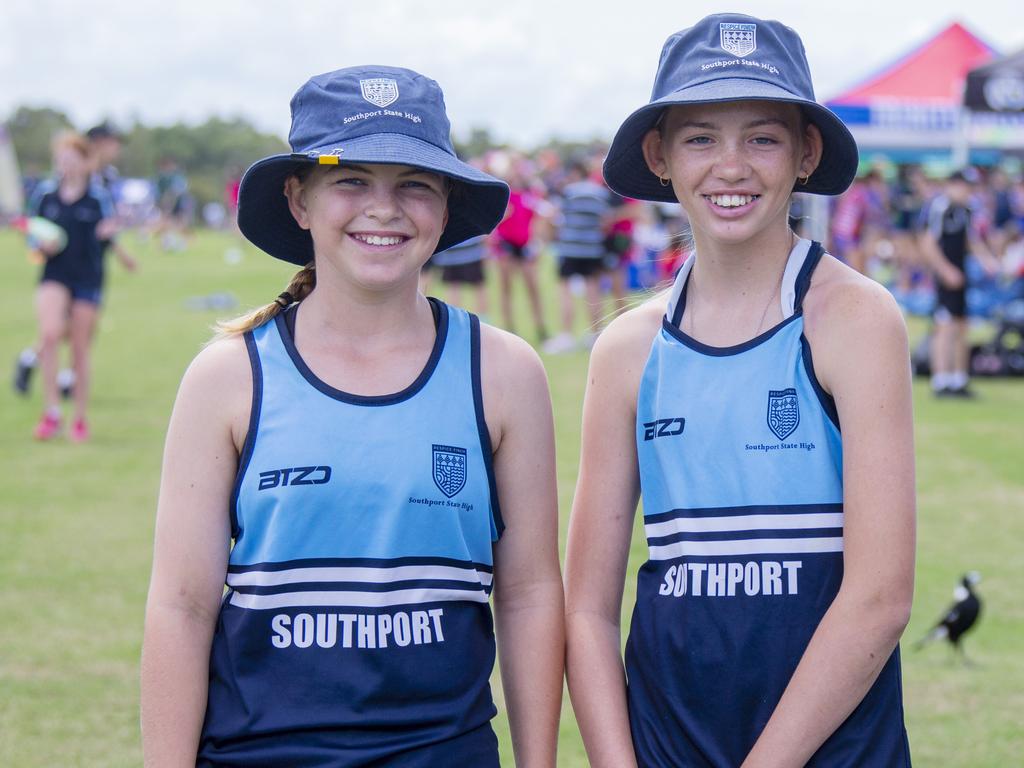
1,229,1021,766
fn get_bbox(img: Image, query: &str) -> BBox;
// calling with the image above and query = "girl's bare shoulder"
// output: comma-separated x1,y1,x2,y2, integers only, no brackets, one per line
185,333,252,390
586,295,666,406
174,332,255,448
802,254,909,393
803,255,904,336
594,295,666,363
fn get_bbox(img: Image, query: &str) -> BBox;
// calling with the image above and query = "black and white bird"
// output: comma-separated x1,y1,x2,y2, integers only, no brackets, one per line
914,572,983,663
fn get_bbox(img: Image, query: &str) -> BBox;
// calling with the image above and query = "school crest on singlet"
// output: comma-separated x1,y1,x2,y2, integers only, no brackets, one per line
200,303,503,766
720,22,757,57
767,388,800,441
433,444,467,497
360,78,400,108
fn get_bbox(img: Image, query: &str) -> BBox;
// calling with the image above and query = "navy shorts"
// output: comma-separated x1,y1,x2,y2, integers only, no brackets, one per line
441,260,485,285
40,278,103,306
935,286,967,320
558,256,604,278
496,240,529,261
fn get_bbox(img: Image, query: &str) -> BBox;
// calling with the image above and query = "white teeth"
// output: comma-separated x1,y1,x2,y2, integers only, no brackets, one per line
709,194,755,208
353,234,404,246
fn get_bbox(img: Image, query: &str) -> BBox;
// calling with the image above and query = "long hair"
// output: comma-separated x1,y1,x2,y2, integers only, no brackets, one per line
214,261,316,338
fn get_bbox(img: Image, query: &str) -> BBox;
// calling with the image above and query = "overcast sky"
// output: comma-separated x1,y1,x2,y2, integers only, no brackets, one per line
2,0,1021,147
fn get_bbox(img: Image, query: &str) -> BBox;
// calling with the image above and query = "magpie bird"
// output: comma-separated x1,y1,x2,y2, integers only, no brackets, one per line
914,572,982,664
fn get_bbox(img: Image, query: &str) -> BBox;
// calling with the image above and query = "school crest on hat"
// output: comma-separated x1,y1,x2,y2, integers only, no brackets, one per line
720,22,757,57
603,13,860,200
237,65,509,265
360,78,399,107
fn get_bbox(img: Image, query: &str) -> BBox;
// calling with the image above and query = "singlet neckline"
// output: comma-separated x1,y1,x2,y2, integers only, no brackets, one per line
273,297,450,406
57,185,89,207
663,241,823,357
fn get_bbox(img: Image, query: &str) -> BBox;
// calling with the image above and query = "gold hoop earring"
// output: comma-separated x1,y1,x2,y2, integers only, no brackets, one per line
798,174,810,186
659,175,671,187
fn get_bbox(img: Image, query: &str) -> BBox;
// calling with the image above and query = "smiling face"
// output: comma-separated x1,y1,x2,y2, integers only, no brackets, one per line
641,100,822,250
285,162,449,293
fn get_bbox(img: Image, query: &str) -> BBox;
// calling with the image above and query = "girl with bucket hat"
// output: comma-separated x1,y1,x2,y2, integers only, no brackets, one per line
141,66,564,767
565,14,914,767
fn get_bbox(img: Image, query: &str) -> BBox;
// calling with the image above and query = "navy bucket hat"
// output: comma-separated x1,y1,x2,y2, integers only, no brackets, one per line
238,66,510,266
604,13,859,201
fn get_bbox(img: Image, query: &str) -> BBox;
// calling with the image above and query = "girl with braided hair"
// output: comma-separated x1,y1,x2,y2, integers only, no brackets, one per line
142,66,564,767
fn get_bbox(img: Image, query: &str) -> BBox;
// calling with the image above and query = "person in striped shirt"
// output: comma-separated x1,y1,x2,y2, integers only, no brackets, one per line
543,158,614,353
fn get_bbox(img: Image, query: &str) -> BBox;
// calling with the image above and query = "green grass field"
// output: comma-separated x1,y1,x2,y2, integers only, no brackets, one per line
1,229,1021,767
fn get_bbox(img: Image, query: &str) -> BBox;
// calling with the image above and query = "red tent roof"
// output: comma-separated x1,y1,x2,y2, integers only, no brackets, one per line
827,22,997,105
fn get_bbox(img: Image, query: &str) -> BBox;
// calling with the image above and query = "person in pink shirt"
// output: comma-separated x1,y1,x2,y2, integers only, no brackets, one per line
493,157,550,342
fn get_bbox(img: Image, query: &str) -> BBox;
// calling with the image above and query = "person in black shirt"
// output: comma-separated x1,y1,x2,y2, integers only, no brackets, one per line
13,124,137,402
918,170,998,397
27,132,125,440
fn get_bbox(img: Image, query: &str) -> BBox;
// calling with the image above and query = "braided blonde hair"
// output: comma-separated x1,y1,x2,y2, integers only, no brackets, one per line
214,262,316,338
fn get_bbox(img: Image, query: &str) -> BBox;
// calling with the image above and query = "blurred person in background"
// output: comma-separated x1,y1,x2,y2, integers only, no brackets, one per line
543,157,612,353
918,170,1000,397
602,188,637,318
983,167,1020,258
224,166,242,231
889,164,930,293
492,153,551,343
628,201,674,290
12,122,137,399
154,156,192,251
23,131,132,441
87,122,137,274
87,122,122,191
433,234,490,315
829,168,889,275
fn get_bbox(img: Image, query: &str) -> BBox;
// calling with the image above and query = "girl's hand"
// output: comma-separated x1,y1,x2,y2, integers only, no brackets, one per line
97,218,120,241
120,253,139,273
939,265,965,289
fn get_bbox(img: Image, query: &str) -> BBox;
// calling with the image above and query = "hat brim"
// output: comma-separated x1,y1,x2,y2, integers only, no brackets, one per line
238,133,509,266
603,78,859,201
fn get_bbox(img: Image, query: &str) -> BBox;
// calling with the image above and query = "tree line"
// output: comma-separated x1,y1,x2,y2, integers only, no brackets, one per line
5,105,605,209
6,106,288,208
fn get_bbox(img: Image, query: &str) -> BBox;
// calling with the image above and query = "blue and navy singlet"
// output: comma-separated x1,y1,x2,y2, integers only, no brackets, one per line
628,241,911,767
198,299,503,767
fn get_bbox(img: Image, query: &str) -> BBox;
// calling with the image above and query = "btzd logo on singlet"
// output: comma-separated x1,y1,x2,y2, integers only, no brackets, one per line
643,418,686,441
258,466,332,490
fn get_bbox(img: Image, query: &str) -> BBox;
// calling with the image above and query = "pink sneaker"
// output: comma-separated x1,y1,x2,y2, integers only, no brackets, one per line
70,418,90,443
33,412,62,440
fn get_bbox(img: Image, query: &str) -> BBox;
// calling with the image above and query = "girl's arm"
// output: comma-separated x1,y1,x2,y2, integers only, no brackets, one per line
917,230,964,288
114,241,139,272
140,338,250,767
564,306,659,768
483,327,564,768
969,234,1001,276
742,275,916,768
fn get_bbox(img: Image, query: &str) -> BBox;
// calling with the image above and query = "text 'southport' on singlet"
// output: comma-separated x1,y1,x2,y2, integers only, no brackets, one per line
197,300,503,767
628,241,911,768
